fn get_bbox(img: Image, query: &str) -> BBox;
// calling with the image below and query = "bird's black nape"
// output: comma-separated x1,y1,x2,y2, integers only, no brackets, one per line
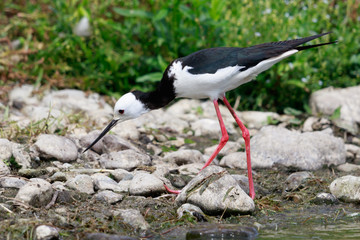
83,119,119,153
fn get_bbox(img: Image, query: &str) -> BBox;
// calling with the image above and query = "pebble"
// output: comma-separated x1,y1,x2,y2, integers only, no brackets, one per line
204,141,242,157
65,174,95,194
34,225,59,240
0,138,12,162
0,176,27,188
337,163,360,172
15,178,53,207
99,149,151,170
112,209,150,232
162,149,204,166
177,203,206,220
34,134,78,162
175,166,255,215
92,173,123,192
129,173,165,196
330,175,360,203
283,171,314,192
94,190,124,204
11,143,32,169
0,159,11,176
313,193,339,205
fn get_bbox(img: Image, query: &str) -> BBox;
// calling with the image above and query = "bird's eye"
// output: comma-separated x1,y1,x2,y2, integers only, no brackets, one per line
119,109,124,114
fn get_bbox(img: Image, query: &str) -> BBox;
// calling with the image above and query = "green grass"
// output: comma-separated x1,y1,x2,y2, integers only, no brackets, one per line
1,0,359,112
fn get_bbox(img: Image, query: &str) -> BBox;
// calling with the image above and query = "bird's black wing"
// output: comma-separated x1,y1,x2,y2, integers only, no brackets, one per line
179,32,333,74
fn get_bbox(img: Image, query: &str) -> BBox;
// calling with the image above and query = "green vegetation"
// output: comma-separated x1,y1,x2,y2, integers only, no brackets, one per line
1,0,358,112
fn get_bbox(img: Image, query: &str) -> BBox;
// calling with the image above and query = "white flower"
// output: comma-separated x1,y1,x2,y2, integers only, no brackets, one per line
288,62,294,69
312,18,318,23
255,32,261,37
262,8,272,14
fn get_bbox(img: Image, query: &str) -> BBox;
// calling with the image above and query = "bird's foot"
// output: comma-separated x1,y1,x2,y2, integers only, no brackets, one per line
163,184,181,194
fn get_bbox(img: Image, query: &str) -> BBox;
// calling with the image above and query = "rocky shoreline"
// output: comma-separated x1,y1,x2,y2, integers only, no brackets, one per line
1,84,360,239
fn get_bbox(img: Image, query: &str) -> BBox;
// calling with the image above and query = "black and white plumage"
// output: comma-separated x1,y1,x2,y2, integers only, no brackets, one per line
84,32,335,199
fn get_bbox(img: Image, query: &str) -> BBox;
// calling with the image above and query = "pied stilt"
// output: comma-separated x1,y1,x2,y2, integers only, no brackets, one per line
84,32,336,199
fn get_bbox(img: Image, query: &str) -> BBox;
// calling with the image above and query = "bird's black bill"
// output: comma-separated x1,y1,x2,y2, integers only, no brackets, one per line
83,119,119,153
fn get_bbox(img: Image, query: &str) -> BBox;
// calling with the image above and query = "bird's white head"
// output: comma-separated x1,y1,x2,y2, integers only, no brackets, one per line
83,92,149,152
113,92,149,121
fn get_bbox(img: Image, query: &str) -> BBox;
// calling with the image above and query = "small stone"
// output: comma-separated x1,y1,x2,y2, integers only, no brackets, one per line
178,163,203,176
99,149,151,171
204,141,242,157
163,149,204,166
231,174,249,195
49,172,68,182
330,175,360,203
111,169,133,182
0,176,27,188
0,138,12,162
302,117,318,132
191,119,221,137
84,233,138,240
92,173,123,192
0,160,11,176
175,166,255,215
34,225,59,240
117,180,131,193
16,178,53,207
337,163,360,172
283,171,314,192
112,209,150,232
313,193,339,205
66,174,94,194
34,134,78,162
177,203,206,220
129,173,165,196
95,190,124,204
239,111,280,129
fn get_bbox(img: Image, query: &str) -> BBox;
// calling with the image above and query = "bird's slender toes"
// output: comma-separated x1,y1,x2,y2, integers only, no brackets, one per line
163,183,181,194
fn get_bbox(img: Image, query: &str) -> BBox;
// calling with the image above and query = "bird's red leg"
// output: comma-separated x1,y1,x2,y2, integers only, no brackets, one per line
201,99,229,170
222,97,255,199
163,99,229,194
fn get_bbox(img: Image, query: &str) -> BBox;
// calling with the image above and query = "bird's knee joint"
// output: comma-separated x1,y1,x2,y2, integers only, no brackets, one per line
221,133,229,143
242,128,250,139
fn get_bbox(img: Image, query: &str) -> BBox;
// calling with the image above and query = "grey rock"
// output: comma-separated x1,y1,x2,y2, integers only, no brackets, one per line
111,169,133,182
330,175,360,203
11,143,31,169
80,131,104,154
129,173,165,196
163,149,204,166
117,180,131,193
99,149,151,170
34,134,78,162
84,233,138,240
177,203,205,219
302,117,319,132
34,225,59,240
112,121,140,140
178,163,203,176
66,174,94,194
313,193,338,205
112,209,150,232
175,166,255,215
337,163,360,172
186,224,258,240
240,111,279,129
0,176,27,188
204,141,242,157
0,138,12,161
92,173,122,192
9,84,39,106
191,119,221,137
219,151,273,169
231,174,250,195
0,160,10,176
310,86,360,134
15,178,53,207
346,144,360,158
49,172,68,182
95,190,124,204
284,171,314,192
249,126,346,170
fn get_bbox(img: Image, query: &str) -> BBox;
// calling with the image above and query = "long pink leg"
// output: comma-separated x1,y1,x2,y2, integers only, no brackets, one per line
201,99,229,170
164,99,229,194
222,97,255,199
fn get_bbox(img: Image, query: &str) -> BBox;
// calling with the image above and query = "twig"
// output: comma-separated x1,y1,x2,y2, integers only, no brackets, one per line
45,190,59,209
0,203,13,214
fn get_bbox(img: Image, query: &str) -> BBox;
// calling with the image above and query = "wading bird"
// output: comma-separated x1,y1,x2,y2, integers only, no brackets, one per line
84,32,335,199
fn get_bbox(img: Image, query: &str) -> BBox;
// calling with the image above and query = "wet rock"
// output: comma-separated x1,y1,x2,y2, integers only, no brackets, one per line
240,111,279,129
112,209,150,232
177,203,206,221
330,175,360,203
0,176,27,188
163,149,204,166
249,126,346,170
310,86,360,134
204,141,242,157
34,134,78,162
284,171,314,192
95,190,124,204
34,225,59,240
15,178,53,207
175,166,255,215
129,172,165,196
337,163,360,172
0,138,12,162
92,173,122,192
0,160,11,176
84,233,138,240
66,174,94,194
11,143,32,169
313,193,339,205
186,224,258,240
99,149,151,170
